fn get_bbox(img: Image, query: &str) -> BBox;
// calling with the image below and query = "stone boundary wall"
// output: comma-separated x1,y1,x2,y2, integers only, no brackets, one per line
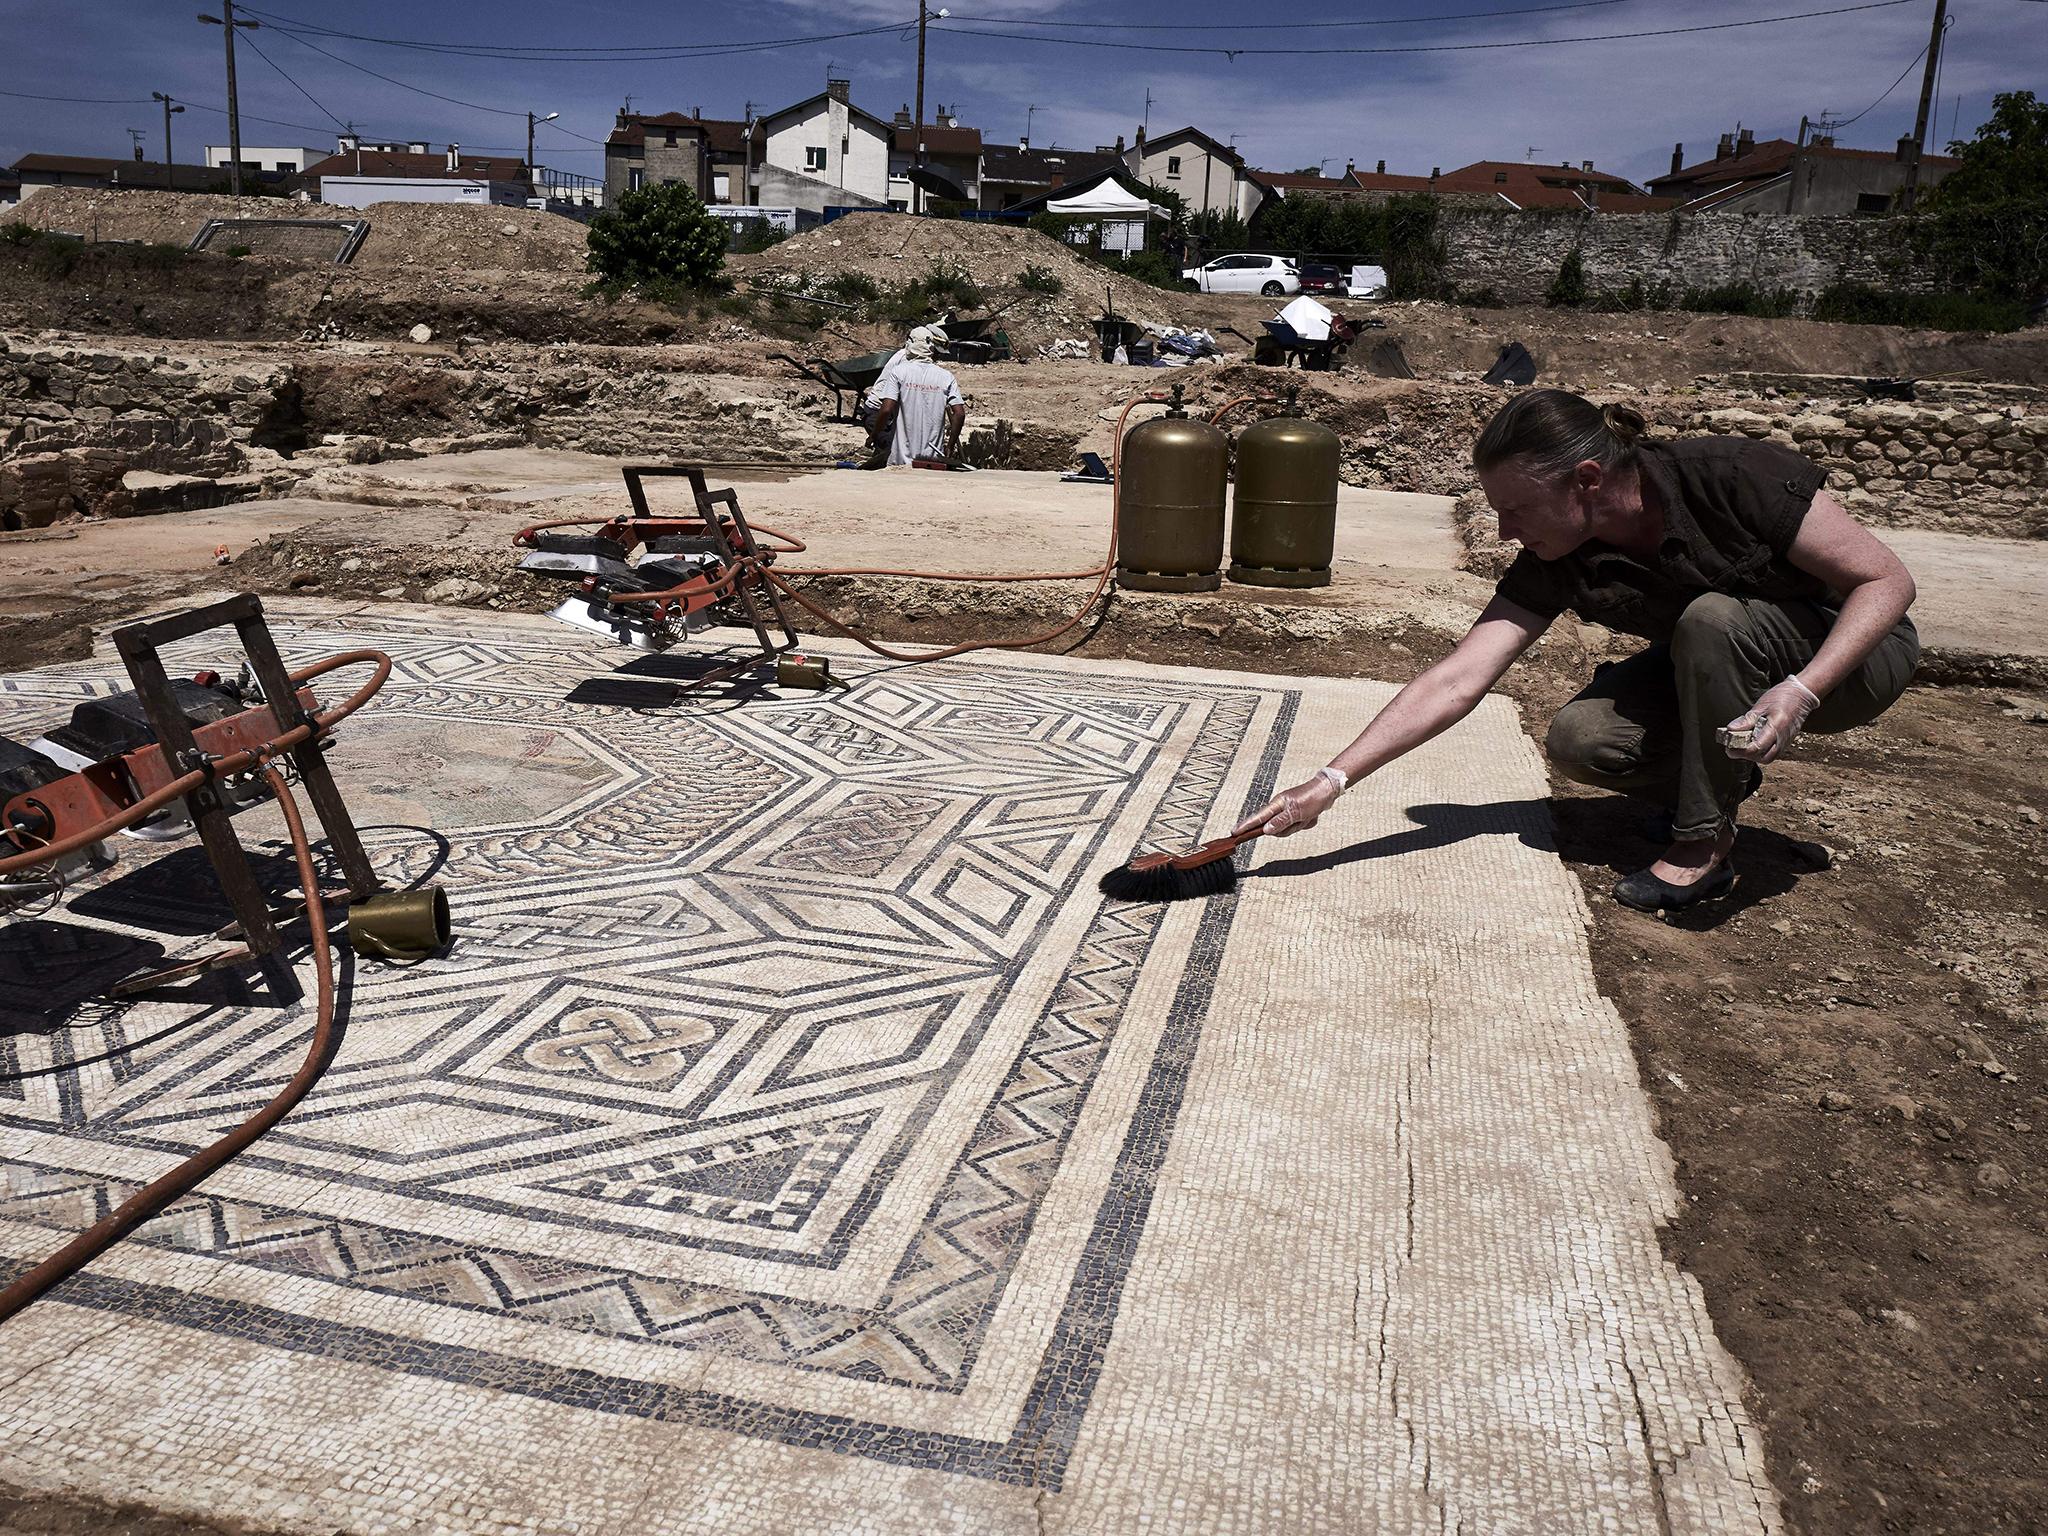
0,337,296,527
1672,400,2046,538
1437,210,1931,308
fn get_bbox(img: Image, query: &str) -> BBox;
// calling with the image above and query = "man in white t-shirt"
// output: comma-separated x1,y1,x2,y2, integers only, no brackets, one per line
857,324,946,468
869,329,966,466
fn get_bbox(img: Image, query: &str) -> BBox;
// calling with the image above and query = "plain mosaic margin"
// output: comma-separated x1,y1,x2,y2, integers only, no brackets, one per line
0,650,1298,1493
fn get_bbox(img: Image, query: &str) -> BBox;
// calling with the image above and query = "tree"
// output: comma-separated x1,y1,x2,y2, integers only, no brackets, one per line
1546,247,1588,307
586,180,727,289
1917,91,2048,305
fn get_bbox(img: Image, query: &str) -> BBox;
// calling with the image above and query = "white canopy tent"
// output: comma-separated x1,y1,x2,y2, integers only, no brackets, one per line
1043,176,1167,255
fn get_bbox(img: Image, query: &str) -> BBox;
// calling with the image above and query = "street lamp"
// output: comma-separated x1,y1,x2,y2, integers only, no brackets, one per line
197,2,260,196
152,92,186,191
527,110,558,196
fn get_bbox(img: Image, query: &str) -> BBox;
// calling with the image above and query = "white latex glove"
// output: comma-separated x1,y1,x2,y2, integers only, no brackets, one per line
1721,675,1822,763
1233,767,1346,839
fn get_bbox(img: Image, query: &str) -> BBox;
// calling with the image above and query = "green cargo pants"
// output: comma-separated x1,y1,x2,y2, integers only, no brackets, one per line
1543,593,1920,841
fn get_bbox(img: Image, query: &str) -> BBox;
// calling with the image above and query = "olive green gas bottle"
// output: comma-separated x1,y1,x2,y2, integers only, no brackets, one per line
1228,387,1340,588
1115,385,1228,593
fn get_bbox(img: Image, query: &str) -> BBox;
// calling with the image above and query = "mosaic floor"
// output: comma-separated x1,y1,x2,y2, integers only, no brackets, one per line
0,600,1780,1534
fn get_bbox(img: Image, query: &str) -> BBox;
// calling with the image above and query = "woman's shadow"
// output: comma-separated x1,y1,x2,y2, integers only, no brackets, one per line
1251,794,1825,929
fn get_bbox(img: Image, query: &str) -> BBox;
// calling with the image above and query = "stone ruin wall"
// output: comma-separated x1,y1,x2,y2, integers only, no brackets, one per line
3,337,2041,541
1312,379,2046,539
0,336,296,528
1436,209,1933,308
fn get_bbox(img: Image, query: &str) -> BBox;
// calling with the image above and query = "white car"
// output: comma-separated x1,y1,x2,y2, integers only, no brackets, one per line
1181,253,1300,297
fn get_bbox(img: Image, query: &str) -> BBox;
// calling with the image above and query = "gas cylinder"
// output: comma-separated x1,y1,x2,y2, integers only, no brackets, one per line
1115,385,1228,593
1228,387,1340,588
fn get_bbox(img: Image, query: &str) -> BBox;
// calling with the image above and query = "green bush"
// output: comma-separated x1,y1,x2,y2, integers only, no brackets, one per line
823,271,882,304
1112,249,1182,291
585,181,727,289
26,232,82,279
1676,281,1798,318
135,242,186,271
1810,281,2028,332
1018,263,1063,296
1454,285,1505,308
1915,90,2047,305
876,259,987,324
1545,247,1588,307
729,217,788,254
224,243,253,258
1,222,37,246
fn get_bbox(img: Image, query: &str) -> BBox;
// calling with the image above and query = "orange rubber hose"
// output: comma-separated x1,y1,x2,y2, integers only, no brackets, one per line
0,650,390,879
0,765,336,1325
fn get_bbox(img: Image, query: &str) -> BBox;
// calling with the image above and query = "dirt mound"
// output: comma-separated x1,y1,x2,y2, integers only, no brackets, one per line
731,213,1189,350
9,188,591,274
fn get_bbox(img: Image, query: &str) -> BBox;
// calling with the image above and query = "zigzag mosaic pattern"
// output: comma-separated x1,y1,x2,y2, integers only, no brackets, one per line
0,614,1290,1467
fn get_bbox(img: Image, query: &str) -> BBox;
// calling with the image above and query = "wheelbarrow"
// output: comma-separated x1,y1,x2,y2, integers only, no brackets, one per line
770,348,896,421
935,311,1011,365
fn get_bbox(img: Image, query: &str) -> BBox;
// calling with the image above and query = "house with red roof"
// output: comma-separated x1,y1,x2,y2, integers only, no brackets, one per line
1647,127,1961,214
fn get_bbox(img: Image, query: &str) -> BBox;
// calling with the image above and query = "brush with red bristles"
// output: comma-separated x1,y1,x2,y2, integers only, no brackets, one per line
1096,827,1264,903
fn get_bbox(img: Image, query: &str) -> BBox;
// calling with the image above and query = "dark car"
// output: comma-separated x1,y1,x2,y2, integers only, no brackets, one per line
1297,261,1345,296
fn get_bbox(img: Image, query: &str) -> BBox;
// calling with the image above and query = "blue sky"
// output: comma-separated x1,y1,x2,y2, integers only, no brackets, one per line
5,0,2045,188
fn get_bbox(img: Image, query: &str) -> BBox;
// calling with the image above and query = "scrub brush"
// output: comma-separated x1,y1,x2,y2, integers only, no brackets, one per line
1096,828,1263,903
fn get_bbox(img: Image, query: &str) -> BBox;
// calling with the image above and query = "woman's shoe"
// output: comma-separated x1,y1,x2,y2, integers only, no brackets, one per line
1613,858,1737,913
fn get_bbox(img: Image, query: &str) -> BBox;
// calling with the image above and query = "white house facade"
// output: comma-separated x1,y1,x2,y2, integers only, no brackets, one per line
759,81,891,205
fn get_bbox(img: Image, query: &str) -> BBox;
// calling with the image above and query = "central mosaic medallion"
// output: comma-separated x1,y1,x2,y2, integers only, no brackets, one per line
0,612,1297,1486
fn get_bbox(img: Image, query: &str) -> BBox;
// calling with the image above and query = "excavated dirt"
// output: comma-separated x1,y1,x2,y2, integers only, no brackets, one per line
8,188,592,273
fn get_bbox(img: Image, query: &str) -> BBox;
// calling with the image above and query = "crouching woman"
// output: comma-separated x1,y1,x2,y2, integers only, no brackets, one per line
1234,388,1921,911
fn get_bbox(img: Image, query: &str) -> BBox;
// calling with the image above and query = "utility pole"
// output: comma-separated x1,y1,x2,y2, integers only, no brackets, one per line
743,100,758,207
913,2,928,215
1900,0,1947,212
198,1,260,197
527,110,558,197
153,93,186,191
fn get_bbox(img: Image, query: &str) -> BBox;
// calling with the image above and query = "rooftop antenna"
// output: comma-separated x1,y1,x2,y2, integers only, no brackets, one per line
623,94,635,114
1143,86,1155,134
1524,144,1542,162
1026,103,1041,142
126,127,146,160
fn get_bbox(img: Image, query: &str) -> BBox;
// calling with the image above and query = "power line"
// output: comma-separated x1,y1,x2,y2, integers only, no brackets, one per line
237,6,909,61
948,0,1628,30
1829,36,1932,128
259,25,531,116
0,88,153,105
237,28,350,132
931,0,1923,56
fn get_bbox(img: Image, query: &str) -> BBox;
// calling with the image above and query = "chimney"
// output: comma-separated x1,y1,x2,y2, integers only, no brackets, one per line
616,107,629,129
826,78,850,104
1376,158,1386,174
1134,124,1145,153
895,104,912,127
1736,127,1755,154
1430,166,1440,180
692,107,701,120
1813,133,1835,149
1716,132,1735,159
446,143,460,173
1896,135,1916,162
133,142,144,163
1115,134,1125,154
1582,159,1593,172
1019,135,1029,151
1670,141,1684,176
1345,158,1355,177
